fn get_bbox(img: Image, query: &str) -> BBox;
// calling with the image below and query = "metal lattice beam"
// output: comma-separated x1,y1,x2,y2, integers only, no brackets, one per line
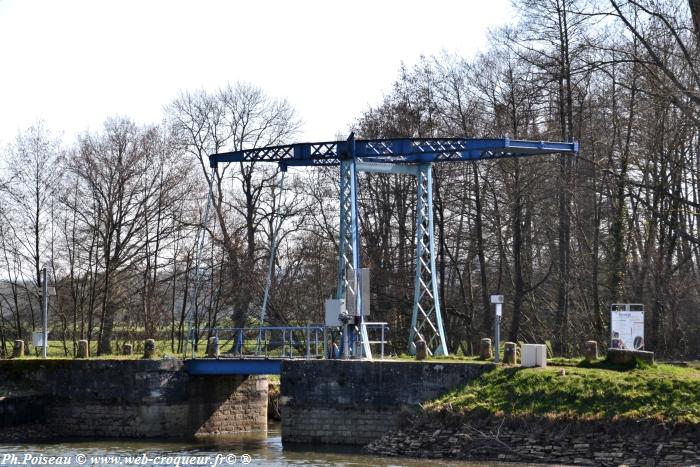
407,164,447,356
209,137,579,168
337,158,372,359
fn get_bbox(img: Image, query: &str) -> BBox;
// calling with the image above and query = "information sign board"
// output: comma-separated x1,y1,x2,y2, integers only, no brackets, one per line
611,306,645,350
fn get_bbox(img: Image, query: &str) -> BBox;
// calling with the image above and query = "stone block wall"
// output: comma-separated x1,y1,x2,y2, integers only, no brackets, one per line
0,359,267,438
189,374,268,435
280,360,493,445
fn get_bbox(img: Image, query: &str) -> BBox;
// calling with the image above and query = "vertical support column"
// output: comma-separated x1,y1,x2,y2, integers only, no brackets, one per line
337,156,372,359
408,163,448,356
336,160,351,301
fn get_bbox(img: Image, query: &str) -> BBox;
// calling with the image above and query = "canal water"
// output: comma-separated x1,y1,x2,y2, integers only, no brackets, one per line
0,424,538,466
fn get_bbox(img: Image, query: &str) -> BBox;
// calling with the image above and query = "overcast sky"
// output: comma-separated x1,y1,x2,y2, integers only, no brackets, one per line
0,0,513,147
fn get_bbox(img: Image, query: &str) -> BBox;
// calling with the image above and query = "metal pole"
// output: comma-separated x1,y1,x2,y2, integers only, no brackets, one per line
381,325,385,359
323,326,327,359
306,323,310,359
342,325,349,359
42,267,48,359
494,304,501,363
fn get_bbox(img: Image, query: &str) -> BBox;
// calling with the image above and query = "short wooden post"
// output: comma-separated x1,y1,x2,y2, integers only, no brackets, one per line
479,338,492,360
122,343,133,355
207,336,219,358
415,340,427,360
142,339,156,359
12,339,24,358
504,341,517,364
76,339,89,358
585,340,598,362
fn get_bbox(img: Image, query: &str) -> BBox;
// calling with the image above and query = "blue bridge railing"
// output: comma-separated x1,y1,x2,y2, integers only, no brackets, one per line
188,323,389,360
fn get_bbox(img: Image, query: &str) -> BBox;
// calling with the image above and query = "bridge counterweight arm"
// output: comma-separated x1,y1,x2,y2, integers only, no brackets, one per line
208,137,579,168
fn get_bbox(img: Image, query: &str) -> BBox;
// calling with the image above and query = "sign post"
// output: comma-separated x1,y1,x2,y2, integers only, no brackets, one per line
491,295,504,363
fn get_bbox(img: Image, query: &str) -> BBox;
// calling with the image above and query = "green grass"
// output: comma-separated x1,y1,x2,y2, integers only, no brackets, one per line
429,360,700,424
392,353,490,363
4,339,200,360
4,337,322,360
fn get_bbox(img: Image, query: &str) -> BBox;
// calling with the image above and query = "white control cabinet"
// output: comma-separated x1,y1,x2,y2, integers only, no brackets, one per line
521,344,547,368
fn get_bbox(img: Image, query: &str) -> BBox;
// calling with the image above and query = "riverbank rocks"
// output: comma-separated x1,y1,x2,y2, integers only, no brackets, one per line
76,340,89,358
365,412,700,466
606,348,654,365
479,338,492,360
12,340,24,359
142,339,156,359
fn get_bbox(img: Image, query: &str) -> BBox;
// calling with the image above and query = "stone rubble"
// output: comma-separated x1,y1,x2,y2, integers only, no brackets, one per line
365,412,700,466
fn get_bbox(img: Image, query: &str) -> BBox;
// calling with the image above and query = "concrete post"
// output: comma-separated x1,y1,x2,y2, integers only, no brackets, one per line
12,339,24,358
143,339,156,359
415,340,427,360
479,338,492,360
503,341,517,364
76,339,89,358
122,344,133,355
585,340,598,362
207,336,219,358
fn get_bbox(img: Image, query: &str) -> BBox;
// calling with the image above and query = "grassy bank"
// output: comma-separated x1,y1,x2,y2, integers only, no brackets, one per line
428,360,700,424
2,339,206,359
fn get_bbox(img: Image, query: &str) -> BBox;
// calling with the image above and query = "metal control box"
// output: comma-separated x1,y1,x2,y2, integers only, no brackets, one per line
32,331,45,347
324,299,345,327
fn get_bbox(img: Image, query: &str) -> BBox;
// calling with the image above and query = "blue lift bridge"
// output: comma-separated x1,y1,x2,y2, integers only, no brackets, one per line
185,135,578,374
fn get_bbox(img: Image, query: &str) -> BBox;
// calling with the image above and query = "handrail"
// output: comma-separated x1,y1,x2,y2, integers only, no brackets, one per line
194,325,326,359
193,323,389,360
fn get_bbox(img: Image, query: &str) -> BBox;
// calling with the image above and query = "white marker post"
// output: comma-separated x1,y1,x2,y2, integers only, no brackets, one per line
41,268,48,359
491,294,504,363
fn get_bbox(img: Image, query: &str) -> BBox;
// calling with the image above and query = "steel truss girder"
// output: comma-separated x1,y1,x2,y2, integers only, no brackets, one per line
209,137,579,168
337,158,372,359
406,163,448,356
